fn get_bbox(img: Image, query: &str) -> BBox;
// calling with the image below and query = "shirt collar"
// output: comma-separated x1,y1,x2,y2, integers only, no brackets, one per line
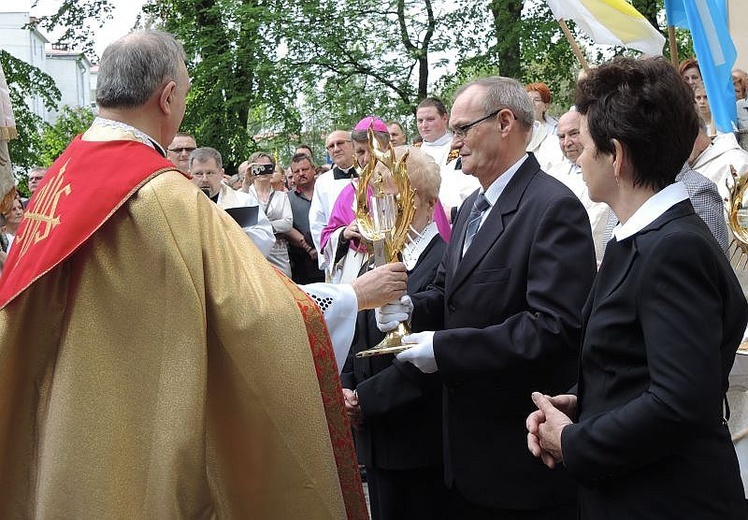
89,117,167,156
613,182,689,241
421,132,453,147
482,153,529,207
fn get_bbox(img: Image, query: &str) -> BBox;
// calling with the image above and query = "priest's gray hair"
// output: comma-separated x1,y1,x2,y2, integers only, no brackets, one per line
96,30,187,109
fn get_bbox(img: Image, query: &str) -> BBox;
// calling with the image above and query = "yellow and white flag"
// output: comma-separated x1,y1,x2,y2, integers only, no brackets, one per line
546,0,665,56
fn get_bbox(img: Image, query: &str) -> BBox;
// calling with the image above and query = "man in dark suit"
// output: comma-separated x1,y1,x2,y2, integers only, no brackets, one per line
392,76,597,518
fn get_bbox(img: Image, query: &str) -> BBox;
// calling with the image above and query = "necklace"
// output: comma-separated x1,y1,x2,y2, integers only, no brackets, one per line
402,221,438,270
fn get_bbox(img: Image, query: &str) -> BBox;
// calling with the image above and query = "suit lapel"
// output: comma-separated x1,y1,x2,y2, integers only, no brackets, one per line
592,238,638,301
447,156,540,296
591,200,693,302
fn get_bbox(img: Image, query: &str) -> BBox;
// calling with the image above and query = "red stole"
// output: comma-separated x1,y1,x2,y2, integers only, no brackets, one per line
0,136,180,308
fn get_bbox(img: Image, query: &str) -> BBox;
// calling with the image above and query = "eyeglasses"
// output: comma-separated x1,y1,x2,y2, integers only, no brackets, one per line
451,108,506,140
168,146,196,154
326,140,351,151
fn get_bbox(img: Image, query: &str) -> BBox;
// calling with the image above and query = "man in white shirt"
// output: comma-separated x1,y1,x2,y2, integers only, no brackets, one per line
189,147,275,257
309,129,357,270
416,97,479,219
548,109,611,263
526,121,563,173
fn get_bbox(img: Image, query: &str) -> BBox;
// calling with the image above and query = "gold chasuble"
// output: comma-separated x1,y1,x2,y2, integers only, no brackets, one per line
0,129,366,518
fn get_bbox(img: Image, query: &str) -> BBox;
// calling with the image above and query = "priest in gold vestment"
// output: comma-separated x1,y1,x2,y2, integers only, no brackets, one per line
0,31,369,518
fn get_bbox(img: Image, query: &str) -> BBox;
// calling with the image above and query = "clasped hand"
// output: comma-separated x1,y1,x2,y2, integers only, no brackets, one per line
342,388,363,428
526,392,576,469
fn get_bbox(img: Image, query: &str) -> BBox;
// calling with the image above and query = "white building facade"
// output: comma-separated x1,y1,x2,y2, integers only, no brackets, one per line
1,2,93,124
0,9,49,122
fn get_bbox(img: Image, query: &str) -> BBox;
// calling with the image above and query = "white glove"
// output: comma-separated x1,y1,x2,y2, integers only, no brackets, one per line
375,295,413,332
396,331,437,373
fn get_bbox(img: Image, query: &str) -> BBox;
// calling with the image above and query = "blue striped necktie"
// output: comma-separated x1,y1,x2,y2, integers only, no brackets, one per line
463,192,490,253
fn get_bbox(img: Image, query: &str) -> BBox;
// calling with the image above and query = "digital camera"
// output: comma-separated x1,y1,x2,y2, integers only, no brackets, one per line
250,163,274,176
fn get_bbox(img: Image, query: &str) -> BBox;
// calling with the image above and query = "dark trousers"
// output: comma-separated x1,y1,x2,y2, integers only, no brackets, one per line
446,483,577,520
366,465,448,520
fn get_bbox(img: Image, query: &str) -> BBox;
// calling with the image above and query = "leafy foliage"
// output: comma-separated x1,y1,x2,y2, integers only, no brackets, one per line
40,105,96,166
140,0,302,173
5,0,710,173
0,50,60,178
29,0,115,59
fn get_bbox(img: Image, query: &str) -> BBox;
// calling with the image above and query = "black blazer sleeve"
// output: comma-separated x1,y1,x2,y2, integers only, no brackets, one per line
562,229,747,486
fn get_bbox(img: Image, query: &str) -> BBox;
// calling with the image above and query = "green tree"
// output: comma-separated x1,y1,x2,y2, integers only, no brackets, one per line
0,50,60,176
441,1,577,112
29,0,115,59
24,0,702,173
40,105,96,166
141,0,301,172
282,0,452,136
4,0,114,185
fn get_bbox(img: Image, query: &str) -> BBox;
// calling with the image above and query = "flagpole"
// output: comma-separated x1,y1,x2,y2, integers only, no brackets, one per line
558,18,590,71
667,25,679,68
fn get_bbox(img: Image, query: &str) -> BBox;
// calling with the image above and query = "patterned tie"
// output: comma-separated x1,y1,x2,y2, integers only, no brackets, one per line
463,192,490,253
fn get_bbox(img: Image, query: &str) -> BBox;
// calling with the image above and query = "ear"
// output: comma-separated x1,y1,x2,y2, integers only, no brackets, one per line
497,108,515,134
159,80,178,115
611,138,626,178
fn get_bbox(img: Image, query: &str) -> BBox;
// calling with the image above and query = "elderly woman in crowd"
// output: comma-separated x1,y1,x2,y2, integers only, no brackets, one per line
341,146,448,520
246,151,293,276
527,57,747,519
1,195,23,253
525,82,557,135
679,57,703,89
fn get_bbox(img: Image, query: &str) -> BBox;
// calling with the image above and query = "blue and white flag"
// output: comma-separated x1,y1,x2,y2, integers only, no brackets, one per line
665,0,737,133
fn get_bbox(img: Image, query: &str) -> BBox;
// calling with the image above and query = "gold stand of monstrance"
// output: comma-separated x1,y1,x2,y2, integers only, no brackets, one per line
355,128,416,358
726,165,748,355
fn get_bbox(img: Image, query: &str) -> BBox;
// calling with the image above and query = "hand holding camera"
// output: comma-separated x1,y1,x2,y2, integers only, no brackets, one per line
250,163,274,176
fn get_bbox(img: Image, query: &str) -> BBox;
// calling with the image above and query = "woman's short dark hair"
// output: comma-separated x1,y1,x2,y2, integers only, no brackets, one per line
575,57,698,192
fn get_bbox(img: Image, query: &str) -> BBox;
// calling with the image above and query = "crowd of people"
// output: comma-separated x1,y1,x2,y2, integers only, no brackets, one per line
2,28,748,519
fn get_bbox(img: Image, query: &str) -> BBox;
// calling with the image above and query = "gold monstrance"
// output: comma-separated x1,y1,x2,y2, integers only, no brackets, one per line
726,165,748,354
355,128,416,358
727,165,748,269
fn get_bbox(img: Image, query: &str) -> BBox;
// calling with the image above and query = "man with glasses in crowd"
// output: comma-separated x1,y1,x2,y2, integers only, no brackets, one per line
189,146,274,257
22,167,47,208
166,131,196,172
389,76,596,518
309,129,357,275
